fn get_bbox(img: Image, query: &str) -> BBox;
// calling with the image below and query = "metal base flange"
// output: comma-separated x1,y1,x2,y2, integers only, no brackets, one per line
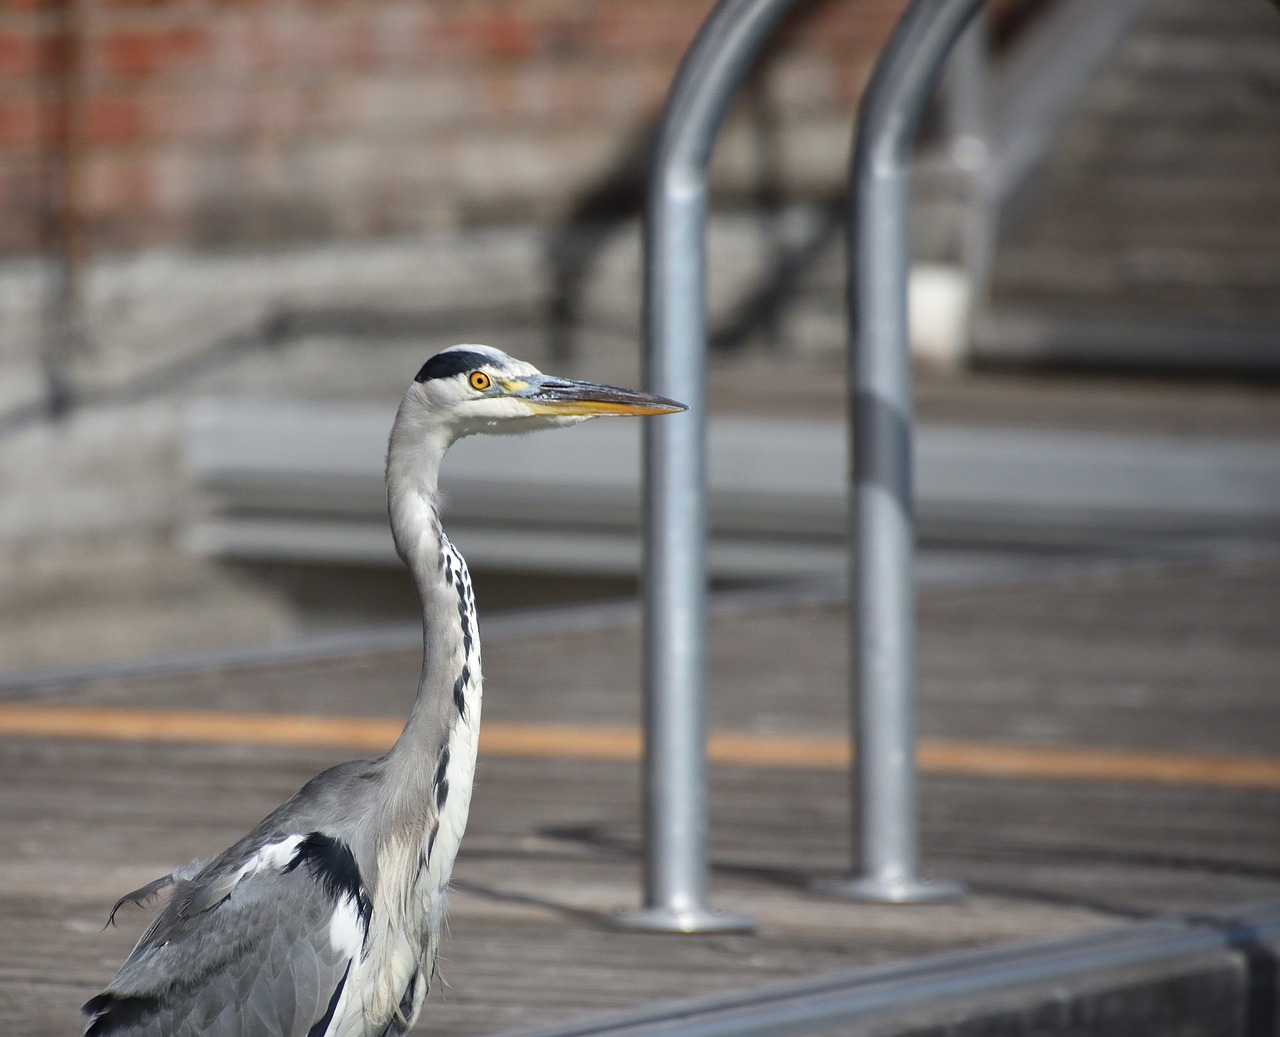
813,875,967,904
605,905,757,934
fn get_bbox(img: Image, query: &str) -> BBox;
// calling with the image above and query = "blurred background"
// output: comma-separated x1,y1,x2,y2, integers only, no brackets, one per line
2,0,1279,674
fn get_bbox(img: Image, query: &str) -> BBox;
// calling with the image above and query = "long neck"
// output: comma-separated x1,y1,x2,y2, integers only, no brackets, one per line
382,413,482,809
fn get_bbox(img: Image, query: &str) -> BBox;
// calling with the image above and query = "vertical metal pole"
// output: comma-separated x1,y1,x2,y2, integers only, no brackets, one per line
822,0,985,904
612,0,802,934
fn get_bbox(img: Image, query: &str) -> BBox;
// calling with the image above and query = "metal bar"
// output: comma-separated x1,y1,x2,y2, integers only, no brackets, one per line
492,901,1280,1037
825,0,987,903
621,0,803,934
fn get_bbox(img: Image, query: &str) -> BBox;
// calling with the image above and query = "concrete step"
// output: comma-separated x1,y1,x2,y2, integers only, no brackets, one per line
491,900,1280,1037
183,398,1280,578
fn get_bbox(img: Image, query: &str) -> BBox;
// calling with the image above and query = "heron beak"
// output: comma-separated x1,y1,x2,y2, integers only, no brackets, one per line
518,376,687,417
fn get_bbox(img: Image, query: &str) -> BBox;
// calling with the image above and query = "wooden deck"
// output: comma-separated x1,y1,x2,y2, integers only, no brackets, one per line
3,543,1280,1035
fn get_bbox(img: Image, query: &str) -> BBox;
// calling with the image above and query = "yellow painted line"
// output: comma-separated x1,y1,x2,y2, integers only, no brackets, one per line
2,703,1279,789
917,741,1280,791
0,704,401,753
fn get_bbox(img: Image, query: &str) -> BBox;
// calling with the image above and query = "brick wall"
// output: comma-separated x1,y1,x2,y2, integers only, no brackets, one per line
0,0,908,260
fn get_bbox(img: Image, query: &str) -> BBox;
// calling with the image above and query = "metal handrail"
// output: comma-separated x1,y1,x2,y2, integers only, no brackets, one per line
825,0,984,902
633,0,985,929
620,0,807,934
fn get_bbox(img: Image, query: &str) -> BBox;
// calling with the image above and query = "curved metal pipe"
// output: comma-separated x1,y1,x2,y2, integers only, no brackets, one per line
625,0,804,934
634,0,988,923
829,0,987,902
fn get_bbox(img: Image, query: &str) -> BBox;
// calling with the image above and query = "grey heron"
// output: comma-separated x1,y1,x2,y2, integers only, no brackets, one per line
83,345,685,1036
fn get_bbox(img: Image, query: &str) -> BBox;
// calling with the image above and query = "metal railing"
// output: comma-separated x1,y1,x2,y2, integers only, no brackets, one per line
824,0,983,904
617,0,803,934
630,0,987,930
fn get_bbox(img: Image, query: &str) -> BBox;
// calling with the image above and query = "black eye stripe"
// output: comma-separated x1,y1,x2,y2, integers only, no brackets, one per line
414,350,497,383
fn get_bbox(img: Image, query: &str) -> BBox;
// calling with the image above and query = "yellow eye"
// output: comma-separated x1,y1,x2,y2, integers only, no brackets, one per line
469,371,491,392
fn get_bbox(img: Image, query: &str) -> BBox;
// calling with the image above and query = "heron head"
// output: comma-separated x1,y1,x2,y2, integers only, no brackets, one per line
405,344,686,440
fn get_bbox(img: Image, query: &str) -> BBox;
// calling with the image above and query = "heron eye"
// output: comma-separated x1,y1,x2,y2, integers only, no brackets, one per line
469,371,492,392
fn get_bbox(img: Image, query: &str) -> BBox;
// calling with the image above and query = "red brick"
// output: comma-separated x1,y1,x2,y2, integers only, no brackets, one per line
83,95,145,144
91,0,185,9
0,96,50,148
0,29,57,81
99,25,210,80
420,11,540,61
0,0,49,14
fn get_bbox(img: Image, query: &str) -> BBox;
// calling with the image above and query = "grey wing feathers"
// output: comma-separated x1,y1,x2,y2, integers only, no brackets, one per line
104,858,207,929
105,873,177,928
84,831,370,1037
